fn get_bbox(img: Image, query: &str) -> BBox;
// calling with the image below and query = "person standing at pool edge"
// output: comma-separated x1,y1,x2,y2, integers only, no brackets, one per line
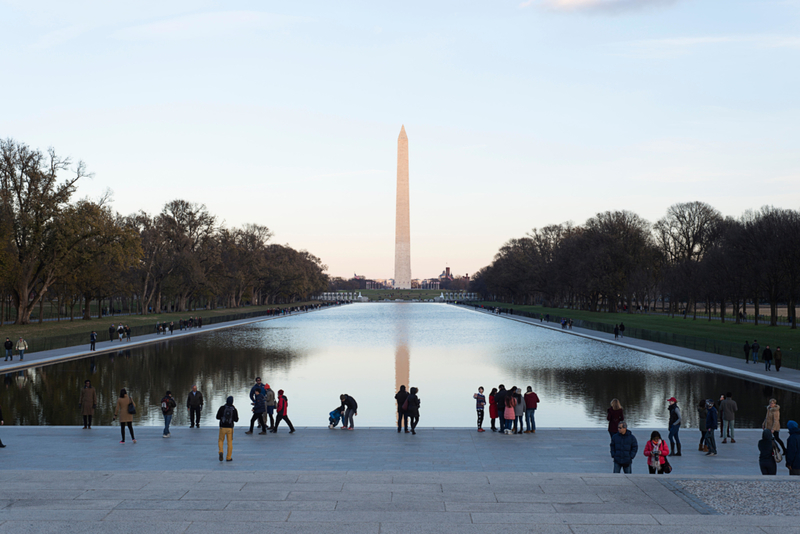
720,392,738,444
488,388,498,432
187,385,204,428
79,380,97,429
396,385,409,433
524,386,540,434
406,387,420,435
667,397,681,456
473,387,486,432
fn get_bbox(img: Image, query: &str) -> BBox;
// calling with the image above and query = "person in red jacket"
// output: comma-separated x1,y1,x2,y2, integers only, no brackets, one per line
644,431,670,474
270,389,295,434
523,386,540,434
488,388,498,432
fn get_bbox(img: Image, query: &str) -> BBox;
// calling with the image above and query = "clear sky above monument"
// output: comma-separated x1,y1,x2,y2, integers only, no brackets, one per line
2,1,798,279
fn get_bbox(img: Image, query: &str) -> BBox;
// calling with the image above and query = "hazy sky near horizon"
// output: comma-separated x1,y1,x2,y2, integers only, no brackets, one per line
2,1,799,280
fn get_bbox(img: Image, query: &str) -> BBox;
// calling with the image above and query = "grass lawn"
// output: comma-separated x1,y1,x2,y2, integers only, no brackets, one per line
0,302,319,344
474,301,800,353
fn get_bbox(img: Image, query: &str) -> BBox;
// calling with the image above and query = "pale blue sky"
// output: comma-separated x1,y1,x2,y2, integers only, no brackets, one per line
2,1,799,279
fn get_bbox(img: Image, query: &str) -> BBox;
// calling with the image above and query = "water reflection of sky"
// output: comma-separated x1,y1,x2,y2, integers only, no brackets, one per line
2,304,797,428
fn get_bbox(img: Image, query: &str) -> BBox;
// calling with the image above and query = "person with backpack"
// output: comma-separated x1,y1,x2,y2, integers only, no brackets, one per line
216,396,239,461
758,428,778,475
271,389,295,433
160,391,177,438
245,388,267,435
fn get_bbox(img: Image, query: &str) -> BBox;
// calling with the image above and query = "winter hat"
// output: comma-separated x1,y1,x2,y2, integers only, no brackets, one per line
278,389,284,396
788,420,798,431
265,383,270,389
226,396,234,405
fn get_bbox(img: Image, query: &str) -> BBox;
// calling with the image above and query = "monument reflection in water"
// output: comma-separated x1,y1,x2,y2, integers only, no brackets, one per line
2,303,797,428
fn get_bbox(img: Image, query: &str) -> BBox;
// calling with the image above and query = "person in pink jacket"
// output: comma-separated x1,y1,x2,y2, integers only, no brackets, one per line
644,431,670,474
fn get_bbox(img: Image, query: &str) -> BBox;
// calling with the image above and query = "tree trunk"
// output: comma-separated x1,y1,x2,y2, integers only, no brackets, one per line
754,299,760,326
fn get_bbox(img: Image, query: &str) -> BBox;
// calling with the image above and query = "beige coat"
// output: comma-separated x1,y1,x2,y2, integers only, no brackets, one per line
79,387,97,416
763,405,781,432
114,394,134,423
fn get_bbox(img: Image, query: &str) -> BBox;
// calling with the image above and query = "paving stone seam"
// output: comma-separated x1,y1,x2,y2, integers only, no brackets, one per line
658,479,719,516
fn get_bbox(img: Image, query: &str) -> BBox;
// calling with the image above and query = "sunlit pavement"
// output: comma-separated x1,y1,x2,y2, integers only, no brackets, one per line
0,426,796,532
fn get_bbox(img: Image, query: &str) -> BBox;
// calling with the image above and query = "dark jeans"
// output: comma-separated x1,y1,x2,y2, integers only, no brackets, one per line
477,410,484,429
163,414,172,436
82,415,93,427
189,407,201,427
265,408,275,429
274,414,295,432
249,413,265,432
498,414,505,432
648,465,664,474
613,462,631,474
90,341,95,351
398,410,408,429
120,422,135,441
409,413,419,430
668,424,681,451
705,430,717,453
773,431,786,455
343,407,355,428
760,459,777,475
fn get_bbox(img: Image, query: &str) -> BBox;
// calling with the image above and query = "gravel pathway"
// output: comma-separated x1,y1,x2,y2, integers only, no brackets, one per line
675,479,800,515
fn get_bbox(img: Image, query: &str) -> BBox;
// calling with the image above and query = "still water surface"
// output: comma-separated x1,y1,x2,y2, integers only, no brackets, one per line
1,304,797,428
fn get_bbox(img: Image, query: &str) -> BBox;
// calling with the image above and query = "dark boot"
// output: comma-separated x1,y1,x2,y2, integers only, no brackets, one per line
675,444,681,456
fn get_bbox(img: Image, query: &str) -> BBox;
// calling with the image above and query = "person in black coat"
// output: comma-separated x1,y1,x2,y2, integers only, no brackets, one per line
395,386,409,433
758,428,777,475
495,385,507,434
610,422,638,473
340,394,358,430
406,387,420,435
786,420,800,476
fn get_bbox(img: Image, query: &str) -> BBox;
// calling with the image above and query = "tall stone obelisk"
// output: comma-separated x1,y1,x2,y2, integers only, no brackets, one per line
394,126,411,289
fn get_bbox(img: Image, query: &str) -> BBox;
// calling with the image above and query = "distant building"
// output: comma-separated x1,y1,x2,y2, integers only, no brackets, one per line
421,279,440,290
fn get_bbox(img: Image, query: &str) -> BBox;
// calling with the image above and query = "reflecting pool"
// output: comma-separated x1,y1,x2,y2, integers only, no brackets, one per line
1,304,797,428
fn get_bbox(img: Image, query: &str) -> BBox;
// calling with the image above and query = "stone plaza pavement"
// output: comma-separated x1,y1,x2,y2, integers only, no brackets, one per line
0,426,797,533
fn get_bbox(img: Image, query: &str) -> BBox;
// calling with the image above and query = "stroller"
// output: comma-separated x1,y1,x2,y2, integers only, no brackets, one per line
329,407,344,429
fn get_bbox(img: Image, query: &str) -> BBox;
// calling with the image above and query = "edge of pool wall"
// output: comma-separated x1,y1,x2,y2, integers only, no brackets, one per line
461,305,800,394
0,307,332,374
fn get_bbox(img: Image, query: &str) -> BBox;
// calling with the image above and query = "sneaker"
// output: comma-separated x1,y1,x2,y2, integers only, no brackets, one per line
167,434,171,438
132,439,137,444
258,431,267,435
340,426,347,430
245,431,253,435
219,453,223,461
120,441,125,444
478,428,485,432
162,435,168,438
348,427,354,430
289,429,295,433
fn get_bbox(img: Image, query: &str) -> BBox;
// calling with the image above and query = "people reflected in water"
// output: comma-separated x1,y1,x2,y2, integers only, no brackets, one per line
79,380,97,429
406,387,420,435
395,386,409,433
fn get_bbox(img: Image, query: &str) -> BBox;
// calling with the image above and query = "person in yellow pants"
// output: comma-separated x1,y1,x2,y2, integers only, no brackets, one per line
215,396,239,461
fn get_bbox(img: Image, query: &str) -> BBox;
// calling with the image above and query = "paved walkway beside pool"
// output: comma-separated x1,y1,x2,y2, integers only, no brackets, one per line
464,306,800,393
0,427,797,533
0,307,323,374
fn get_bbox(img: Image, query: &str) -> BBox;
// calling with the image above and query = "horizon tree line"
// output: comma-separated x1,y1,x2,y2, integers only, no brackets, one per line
0,138,328,325
469,201,800,329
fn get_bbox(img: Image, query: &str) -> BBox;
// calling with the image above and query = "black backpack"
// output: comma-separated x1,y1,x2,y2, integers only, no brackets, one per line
221,405,235,425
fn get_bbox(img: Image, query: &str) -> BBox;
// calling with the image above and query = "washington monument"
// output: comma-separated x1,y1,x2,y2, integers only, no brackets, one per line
394,125,411,289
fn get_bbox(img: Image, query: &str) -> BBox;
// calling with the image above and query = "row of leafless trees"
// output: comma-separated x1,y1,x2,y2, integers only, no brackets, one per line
0,138,328,324
470,201,800,328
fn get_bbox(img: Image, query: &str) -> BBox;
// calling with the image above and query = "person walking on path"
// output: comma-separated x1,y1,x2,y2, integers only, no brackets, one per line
610,422,638,473
79,380,97,429
187,385,203,428
0,403,5,448
763,398,786,455
763,345,774,371
245,388,267,435
644,431,670,474
112,388,136,444
406,387,420,435
15,337,27,361
264,383,276,430
512,387,525,434
619,323,625,339
524,386,540,433
613,325,619,339
705,399,718,456
249,377,265,403
720,392,738,444
396,385,409,433
758,428,778,475
751,340,760,364
473,387,486,432
495,385,507,433
667,397,682,456
775,346,783,372
607,399,624,438
488,388,498,432
160,391,176,438
271,389,295,433
4,338,12,361
786,420,800,476
89,331,97,351
743,341,751,364
216,396,239,461
125,325,131,342
340,394,358,430
697,400,708,452
117,324,124,342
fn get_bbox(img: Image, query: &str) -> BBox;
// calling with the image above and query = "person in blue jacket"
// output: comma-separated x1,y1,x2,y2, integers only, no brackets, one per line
610,422,638,473
786,420,800,476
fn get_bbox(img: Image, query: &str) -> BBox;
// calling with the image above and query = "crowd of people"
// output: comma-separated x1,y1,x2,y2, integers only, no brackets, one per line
743,340,784,371
605,394,800,476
